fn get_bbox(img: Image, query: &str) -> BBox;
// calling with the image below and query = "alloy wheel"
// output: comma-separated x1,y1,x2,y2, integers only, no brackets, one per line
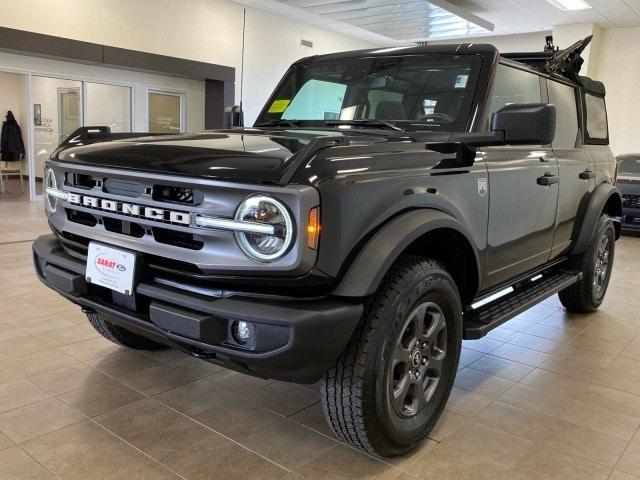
593,234,611,298
389,301,448,418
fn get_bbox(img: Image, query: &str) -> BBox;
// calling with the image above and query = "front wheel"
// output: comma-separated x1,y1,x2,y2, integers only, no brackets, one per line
321,256,462,457
559,214,616,313
86,311,168,351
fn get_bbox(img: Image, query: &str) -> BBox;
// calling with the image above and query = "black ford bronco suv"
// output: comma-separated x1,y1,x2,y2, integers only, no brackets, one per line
616,154,640,232
33,37,622,456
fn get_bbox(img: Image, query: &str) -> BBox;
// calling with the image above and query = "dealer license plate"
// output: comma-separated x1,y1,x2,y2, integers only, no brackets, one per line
85,243,136,295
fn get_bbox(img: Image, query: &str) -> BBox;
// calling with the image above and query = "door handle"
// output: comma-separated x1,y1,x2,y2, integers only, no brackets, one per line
537,172,560,186
579,170,596,180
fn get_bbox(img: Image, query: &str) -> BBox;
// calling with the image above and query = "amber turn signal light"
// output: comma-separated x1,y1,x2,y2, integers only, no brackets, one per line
307,207,320,249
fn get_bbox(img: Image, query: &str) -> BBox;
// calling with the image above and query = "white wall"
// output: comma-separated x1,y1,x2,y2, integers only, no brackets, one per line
0,0,377,126
592,26,640,156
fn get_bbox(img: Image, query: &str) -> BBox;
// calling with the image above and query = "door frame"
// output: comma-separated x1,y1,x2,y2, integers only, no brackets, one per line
1,67,135,201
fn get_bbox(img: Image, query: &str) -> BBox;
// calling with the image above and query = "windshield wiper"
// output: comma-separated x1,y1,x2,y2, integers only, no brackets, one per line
324,119,404,131
254,119,301,128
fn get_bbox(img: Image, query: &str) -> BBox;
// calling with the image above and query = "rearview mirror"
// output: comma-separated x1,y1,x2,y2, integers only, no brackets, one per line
491,103,556,145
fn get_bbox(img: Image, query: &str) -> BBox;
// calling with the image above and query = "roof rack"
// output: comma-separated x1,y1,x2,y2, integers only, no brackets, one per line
503,35,591,79
502,35,604,95
544,35,592,81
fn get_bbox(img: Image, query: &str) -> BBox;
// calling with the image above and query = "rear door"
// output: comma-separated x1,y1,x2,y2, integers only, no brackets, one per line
480,64,559,288
548,78,595,258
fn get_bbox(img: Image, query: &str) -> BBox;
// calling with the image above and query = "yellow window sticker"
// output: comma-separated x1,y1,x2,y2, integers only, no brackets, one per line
268,99,291,114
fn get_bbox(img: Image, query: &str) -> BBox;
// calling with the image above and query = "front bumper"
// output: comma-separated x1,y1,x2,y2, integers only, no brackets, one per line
33,234,362,383
621,204,640,232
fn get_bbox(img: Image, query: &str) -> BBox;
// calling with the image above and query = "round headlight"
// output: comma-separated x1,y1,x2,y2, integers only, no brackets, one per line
45,168,58,214
234,195,293,262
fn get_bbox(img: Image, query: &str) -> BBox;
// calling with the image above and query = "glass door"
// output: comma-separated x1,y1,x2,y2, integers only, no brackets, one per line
148,90,184,133
0,71,29,201
31,76,83,196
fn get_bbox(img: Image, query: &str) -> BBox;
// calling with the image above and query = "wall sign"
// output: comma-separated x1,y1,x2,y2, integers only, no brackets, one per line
34,104,41,126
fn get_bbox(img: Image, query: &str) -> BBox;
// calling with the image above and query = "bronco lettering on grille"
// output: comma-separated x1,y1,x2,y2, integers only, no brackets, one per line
67,193,191,225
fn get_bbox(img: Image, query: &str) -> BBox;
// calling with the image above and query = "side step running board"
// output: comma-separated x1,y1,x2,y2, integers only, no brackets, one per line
463,271,582,340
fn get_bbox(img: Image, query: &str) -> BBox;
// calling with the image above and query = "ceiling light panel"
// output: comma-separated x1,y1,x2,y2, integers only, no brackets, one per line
281,0,494,40
546,0,592,11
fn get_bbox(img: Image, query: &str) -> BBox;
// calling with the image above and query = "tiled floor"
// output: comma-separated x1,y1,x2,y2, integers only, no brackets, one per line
1,198,640,480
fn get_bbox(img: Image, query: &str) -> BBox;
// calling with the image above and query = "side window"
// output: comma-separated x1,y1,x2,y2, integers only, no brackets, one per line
548,80,579,149
585,93,608,140
482,64,542,130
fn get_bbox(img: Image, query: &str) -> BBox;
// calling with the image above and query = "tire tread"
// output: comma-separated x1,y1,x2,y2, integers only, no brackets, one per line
321,255,459,456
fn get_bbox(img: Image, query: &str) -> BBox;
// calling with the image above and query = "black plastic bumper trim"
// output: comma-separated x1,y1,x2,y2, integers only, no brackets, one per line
33,234,363,383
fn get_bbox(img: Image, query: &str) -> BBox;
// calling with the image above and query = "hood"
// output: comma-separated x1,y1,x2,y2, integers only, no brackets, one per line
54,129,362,184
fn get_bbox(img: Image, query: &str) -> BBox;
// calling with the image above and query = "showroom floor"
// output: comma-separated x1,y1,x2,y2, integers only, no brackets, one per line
1,200,640,480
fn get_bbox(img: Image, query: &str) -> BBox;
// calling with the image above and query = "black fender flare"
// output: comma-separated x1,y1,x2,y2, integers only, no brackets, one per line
571,182,622,255
332,209,481,298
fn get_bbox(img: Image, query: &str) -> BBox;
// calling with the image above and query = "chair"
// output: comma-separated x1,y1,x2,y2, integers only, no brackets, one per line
0,153,25,194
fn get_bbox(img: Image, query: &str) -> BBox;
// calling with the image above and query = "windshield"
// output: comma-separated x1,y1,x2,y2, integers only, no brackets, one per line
618,157,640,176
255,54,482,132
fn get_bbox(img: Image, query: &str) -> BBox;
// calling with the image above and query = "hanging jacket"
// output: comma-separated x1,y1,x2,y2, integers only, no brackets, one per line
1,111,26,155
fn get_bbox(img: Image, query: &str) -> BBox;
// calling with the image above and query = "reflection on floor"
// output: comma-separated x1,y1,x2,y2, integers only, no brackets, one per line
1,201,640,479
0,177,41,202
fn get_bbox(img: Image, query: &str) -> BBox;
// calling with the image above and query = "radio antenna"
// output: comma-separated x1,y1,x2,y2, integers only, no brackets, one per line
240,8,246,117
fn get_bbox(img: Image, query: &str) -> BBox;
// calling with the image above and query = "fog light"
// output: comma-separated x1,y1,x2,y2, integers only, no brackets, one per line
231,320,252,345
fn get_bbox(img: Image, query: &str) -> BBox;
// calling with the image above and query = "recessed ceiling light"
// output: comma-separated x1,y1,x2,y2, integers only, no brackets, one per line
546,0,592,11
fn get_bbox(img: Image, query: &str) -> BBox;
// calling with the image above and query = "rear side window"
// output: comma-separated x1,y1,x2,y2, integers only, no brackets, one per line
585,93,608,141
547,80,579,149
481,64,542,130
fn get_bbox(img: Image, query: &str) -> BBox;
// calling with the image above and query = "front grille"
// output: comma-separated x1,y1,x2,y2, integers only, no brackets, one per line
103,218,145,238
152,185,202,205
66,209,97,227
65,172,98,189
623,194,640,209
103,179,145,198
152,227,204,250
56,229,204,277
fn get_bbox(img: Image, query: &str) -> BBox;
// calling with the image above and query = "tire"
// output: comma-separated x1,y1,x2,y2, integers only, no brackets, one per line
321,255,462,457
85,311,168,350
559,214,616,313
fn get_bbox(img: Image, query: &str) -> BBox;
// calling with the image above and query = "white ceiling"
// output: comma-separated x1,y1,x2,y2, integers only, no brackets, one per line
231,0,640,43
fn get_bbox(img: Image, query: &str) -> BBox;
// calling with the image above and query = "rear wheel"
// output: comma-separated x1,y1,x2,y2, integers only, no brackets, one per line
559,214,616,313
85,311,168,350
321,256,462,457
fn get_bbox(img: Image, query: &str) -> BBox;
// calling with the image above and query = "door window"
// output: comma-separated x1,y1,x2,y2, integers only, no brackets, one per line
547,80,579,149
31,76,83,195
148,91,183,133
86,83,132,132
481,64,542,130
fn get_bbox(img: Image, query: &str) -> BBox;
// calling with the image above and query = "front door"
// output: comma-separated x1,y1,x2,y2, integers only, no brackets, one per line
483,147,559,286
477,63,559,288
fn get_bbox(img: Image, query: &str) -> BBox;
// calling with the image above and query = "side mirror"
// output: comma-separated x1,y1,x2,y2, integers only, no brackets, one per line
491,103,556,145
224,106,244,129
